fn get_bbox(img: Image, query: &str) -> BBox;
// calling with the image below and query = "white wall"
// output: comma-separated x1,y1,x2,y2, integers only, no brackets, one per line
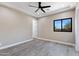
0,6,35,47
38,9,75,44
32,19,38,37
75,3,79,51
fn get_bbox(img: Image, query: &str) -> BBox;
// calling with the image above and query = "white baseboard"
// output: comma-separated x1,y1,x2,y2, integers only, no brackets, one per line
0,39,33,50
34,37,75,47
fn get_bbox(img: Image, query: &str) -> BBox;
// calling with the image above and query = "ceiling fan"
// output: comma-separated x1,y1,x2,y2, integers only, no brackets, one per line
29,2,51,13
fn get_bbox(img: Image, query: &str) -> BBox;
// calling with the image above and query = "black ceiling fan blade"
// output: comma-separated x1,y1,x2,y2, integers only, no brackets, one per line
41,8,45,13
41,6,51,8
35,8,39,12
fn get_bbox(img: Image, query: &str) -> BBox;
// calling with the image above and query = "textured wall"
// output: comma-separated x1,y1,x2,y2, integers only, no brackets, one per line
38,9,75,44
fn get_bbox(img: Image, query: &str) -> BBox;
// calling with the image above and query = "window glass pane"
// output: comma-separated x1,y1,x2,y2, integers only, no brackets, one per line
54,20,61,31
62,19,72,32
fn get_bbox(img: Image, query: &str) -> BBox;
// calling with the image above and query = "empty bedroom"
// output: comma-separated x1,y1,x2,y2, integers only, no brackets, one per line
0,2,79,56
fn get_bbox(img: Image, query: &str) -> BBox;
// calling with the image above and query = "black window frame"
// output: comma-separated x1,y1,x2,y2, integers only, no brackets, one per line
53,18,72,32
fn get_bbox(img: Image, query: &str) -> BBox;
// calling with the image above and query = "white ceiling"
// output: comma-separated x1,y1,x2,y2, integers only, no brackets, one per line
0,2,77,18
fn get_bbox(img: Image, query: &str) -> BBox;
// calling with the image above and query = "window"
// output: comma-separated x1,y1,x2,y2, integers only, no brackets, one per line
53,18,72,32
